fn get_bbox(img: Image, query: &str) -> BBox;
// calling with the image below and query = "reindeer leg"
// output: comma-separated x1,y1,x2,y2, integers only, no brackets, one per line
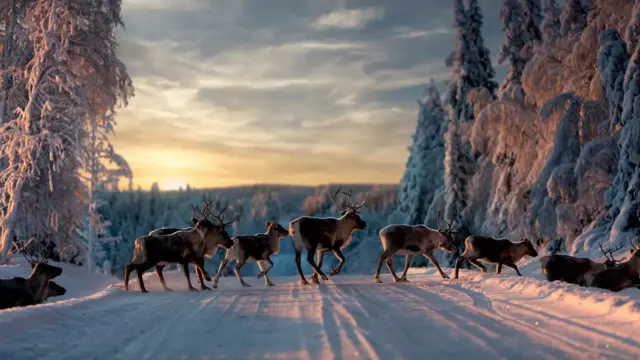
182,262,198,292
124,263,134,291
469,259,488,273
155,265,173,292
306,245,328,281
311,250,326,284
496,263,503,274
258,260,275,287
454,256,466,279
136,264,152,293
386,256,402,282
329,248,345,276
425,253,449,279
399,255,413,282
212,258,230,289
194,259,211,291
374,248,395,283
295,249,308,285
234,258,251,287
504,263,522,276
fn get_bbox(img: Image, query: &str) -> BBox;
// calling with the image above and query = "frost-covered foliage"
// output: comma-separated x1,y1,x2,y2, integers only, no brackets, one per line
560,0,588,36
447,0,474,123
396,81,446,225
520,0,543,60
466,0,498,96
597,29,629,131
626,0,640,55
0,0,133,263
498,0,528,95
541,0,561,41
96,184,398,278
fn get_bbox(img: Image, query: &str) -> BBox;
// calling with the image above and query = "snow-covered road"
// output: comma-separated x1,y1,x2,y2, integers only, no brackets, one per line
1,264,639,360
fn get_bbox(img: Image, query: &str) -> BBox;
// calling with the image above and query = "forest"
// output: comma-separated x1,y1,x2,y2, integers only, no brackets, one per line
1,0,640,280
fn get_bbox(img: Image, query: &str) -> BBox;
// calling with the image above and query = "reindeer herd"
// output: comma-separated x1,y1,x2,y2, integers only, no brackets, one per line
1,187,639,310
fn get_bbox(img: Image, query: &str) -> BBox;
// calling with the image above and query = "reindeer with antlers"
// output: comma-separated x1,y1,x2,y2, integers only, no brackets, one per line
539,243,626,286
289,187,367,285
124,196,236,293
374,210,458,283
0,241,64,310
585,237,640,292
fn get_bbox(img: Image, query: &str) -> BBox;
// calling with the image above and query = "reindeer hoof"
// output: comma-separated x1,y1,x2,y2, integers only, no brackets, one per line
399,277,410,283
140,289,149,293
163,287,174,292
188,287,199,292
241,283,251,288
299,279,309,285
330,268,340,276
321,275,329,281
257,271,266,279
212,283,218,289
201,286,212,291
441,274,450,279
310,277,319,285
205,275,212,282
266,283,275,287
374,277,383,284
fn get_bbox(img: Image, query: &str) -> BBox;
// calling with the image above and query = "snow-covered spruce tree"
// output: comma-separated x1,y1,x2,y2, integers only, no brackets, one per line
597,29,629,132
466,0,498,97
627,0,640,56
497,0,527,95
0,0,133,262
447,0,474,123
540,0,561,41
605,42,640,228
396,80,446,225
444,113,473,243
560,0,587,36
520,0,542,62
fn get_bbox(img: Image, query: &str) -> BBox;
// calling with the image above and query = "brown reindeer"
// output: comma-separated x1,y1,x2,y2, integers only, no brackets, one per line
374,211,458,283
289,188,367,285
212,220,289,288
453,235,538,279
0,245,63,310
124,201,235,293
44,281,67,299
585,238,640,292
540,243,626,285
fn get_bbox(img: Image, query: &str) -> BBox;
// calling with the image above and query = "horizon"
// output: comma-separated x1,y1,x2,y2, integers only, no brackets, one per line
112,0,505,190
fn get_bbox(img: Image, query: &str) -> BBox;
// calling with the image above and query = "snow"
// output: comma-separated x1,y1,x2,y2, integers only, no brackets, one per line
1,258,639,360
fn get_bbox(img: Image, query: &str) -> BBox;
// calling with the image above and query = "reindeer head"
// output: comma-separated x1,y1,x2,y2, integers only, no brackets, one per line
599,242,626,268
436,211,458,254
265,220,289,238
20,240,63,280
191,195,236,249
330,187,367,230
521,237,538,258
46,281,67,298
629,237,640,259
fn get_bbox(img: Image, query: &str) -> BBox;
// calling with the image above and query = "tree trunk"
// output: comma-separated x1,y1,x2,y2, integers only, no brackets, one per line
0,178,24,263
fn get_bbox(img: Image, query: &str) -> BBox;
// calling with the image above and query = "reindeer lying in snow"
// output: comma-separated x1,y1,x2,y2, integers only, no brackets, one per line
289,188,367,285
212,220,289,288
454,235,538,279
540,243,625,286
124,199,235,293
374,211,458,283
584,239,640,292
0,247,64,310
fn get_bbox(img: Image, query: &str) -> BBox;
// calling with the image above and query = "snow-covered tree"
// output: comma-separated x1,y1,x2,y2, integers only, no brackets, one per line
597,29,629,132
627,0,640,55
0,0,134,262
444,114,472,235
466,0,498,96
397,80,446,225
560,0,587,36
447,0,474,123
498,0,527,91
541,0,561,41
520,0,542,61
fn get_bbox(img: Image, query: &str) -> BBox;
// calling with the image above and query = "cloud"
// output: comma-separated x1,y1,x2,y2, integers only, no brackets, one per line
393,28,452,39
312,7,385,30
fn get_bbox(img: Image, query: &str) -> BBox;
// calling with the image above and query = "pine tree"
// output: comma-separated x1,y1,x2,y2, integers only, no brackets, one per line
520,0,542,54
541,0,561,41
560,0,587,36
466,0,498,96
597,29,629,131
447,0,474,123
444,114,472,233
627,0,640,55
498,0,528,90
397,80,446,225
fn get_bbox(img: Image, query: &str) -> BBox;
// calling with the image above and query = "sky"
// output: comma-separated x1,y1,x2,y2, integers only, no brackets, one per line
113,0,503,191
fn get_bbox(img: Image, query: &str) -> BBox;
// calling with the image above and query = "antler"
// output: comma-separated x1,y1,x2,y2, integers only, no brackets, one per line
599,242,627,264
191,194,214,219
212,202,236,227
343,189,366,211
329,187,344,209
21,238,50,264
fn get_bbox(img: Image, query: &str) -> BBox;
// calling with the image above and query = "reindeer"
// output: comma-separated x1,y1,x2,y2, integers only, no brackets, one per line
453,235,538,279
124,200,235,293
585,238,640,292
212,220,289,288
374,211,458,283
0,246,64,310
44,281,67,299
289,188,367,285
540,243,625,285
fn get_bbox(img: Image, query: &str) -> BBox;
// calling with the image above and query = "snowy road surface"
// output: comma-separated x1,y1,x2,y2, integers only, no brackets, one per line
1,264,639,360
